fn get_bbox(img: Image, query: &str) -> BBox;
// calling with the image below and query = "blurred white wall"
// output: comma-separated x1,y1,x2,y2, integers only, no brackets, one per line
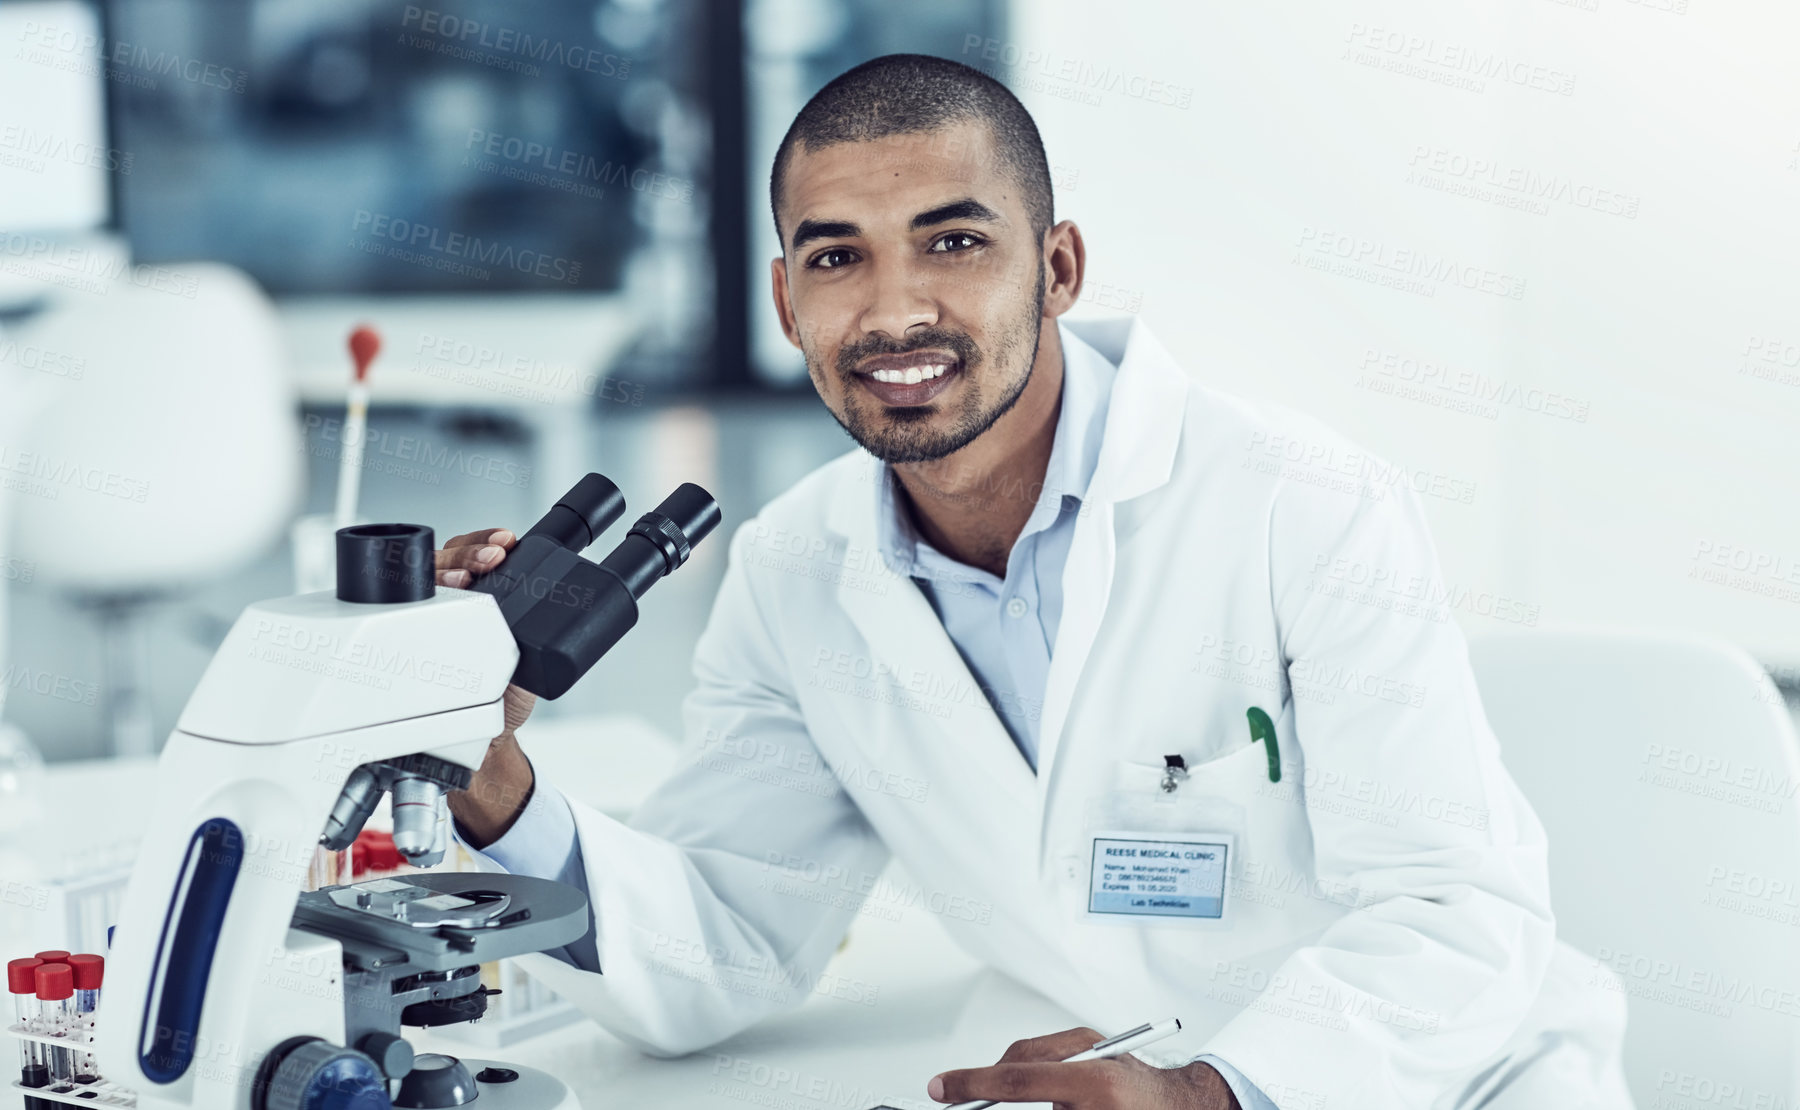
1002,0,1800,665
0,1,110,238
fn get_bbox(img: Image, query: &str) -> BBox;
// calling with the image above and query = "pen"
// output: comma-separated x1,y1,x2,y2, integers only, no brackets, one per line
1248,706,1279,783
944,1017,1183,1110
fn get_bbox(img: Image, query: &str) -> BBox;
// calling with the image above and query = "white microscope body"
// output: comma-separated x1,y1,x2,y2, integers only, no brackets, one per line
96,587,524,1110
91,476,720,1110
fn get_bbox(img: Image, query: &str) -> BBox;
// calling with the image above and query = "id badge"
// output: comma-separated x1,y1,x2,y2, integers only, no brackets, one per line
1087,829,1234,924
1070,742,1266,930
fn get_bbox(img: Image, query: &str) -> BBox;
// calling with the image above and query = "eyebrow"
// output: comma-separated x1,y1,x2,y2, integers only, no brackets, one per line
909,198,1001,230
789,218,861,252
788,198,1004,253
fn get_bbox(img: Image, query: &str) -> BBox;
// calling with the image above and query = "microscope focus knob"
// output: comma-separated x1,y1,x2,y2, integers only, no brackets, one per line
393,1054,479,1108
260,1039,390,1110
357,1033,416,1080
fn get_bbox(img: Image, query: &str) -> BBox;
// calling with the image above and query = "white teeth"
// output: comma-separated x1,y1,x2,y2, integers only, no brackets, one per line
869,364,949,384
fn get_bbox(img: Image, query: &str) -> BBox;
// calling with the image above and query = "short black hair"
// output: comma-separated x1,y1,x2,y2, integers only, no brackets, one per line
769,53,1054,248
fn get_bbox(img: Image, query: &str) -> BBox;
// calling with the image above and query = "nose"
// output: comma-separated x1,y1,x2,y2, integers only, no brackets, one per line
857,253,937,341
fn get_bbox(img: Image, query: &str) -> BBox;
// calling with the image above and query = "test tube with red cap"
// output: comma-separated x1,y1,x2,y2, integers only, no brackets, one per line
33,963,74,1081
66,956,102,1026
66,955,103,1077
7,958,46,1066
31,952,68,964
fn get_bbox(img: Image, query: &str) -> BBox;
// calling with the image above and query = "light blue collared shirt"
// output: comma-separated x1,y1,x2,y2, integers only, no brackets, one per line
871,323,1113,769
461,320,1272,1110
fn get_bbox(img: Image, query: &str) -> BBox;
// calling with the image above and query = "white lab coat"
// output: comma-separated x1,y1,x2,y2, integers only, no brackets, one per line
472,318,1631,1108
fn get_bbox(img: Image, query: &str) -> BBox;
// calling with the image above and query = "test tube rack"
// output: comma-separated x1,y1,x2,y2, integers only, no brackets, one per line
5,1022,135,1108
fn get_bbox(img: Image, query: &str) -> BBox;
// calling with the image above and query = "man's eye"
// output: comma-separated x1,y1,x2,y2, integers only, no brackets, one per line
809,247,858,269
929,232,984,254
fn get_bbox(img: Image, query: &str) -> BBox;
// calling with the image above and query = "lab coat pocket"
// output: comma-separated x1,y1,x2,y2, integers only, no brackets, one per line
1150,705,1353,967
1065,704,1348,956
1059,741,1269,933
1094,740,1266,838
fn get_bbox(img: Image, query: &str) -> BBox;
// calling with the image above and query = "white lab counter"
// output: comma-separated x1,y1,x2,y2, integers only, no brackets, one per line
278,294,641,409
412,909,1077,1110
1,717,1083,1110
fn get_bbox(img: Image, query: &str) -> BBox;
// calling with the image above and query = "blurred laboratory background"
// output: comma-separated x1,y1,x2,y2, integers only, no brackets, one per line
0,0,1008,765
3,0,1798,756
4,0,1799,754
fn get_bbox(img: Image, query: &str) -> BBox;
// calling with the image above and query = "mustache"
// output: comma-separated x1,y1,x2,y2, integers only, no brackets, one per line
835,328,982,379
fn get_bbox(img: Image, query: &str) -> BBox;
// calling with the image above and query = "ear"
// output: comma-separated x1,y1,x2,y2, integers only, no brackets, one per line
769,255,803,350
1039,220,1086,319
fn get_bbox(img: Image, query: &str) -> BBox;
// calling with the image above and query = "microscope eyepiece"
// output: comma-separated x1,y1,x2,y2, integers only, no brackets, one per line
646,482,724,568
520,472,626,553
603,484,724,597
472,474,721,699
336,524,435,604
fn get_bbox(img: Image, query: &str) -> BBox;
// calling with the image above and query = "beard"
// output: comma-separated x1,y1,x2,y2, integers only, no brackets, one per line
806,266,1047,464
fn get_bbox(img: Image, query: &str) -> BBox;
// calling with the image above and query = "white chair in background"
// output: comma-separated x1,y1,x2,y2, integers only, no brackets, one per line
0,343,62,824
1468,628,1800,1105
7,262,302,756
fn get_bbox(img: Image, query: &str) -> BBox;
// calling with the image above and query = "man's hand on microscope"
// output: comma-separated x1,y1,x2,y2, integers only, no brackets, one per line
435,527,538,848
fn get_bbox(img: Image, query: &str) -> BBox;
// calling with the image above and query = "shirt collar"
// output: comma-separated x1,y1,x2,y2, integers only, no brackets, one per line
875,320,1117,576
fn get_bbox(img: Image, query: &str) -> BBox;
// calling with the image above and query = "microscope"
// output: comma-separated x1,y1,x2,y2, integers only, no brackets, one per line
92,475,720,1110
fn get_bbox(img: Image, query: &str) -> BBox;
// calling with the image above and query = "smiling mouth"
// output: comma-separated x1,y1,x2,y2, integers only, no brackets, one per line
865,361,953,385
850,351,964,407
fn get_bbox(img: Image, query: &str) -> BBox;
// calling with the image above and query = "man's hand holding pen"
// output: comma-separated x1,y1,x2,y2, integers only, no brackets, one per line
926,1024,1241,1110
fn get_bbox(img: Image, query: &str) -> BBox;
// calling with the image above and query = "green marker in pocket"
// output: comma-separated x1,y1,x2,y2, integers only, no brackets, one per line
1247,706,1279,783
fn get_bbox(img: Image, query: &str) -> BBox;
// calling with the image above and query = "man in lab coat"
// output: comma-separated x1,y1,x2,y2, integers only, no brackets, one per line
439,55,1631,1109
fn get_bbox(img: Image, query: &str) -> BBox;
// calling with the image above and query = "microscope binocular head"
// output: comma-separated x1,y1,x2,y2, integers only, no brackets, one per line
333,472,721,700
318,474,721,863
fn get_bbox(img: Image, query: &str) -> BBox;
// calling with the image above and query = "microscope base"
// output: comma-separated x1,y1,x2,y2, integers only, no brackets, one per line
438,1060,578,1110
